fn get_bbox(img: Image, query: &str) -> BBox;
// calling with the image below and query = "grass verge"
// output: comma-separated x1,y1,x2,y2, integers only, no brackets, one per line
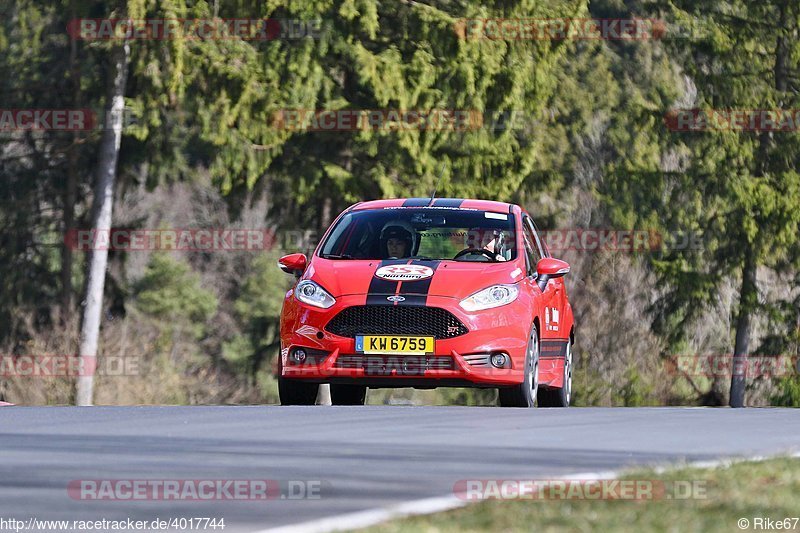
363,456,800,533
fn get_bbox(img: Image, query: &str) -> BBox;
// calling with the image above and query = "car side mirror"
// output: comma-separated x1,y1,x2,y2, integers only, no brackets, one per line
278,253,307,277
535,257,570,291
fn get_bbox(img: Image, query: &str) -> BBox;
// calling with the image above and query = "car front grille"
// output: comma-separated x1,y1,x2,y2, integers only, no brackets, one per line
324,305,468,339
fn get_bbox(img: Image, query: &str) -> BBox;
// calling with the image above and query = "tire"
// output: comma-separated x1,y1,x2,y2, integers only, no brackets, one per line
279,377,319,405
498,323,539,408
330,384,368,405
538,338,572,407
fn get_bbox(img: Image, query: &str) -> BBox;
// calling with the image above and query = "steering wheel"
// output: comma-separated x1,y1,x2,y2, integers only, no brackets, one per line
453,248,497,261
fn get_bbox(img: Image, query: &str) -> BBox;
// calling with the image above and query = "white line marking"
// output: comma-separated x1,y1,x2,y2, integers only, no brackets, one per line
252,449,800,533
256,494,466,533
650,450,800,473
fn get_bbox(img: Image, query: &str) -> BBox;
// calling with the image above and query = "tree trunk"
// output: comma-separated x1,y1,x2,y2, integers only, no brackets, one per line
729,2,789,408
320,196,332,232
729,254,757,407
62,153,77,313
75,42,130,406
61,11,80,316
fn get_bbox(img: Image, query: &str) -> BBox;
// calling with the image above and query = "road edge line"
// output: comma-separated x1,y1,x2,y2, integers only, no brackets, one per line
254,494,467,533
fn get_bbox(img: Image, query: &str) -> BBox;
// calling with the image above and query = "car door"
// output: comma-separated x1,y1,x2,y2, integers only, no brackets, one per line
522,216,564,337
520,216,558,338
537,220,568,337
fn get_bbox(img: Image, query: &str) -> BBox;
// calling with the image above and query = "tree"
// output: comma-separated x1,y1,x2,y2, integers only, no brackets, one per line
662,0,800,406
217,0,588,226
73,0,294,403
76,39,131,405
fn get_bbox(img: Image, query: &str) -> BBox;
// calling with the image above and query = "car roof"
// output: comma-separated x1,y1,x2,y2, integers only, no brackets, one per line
351,198,519,214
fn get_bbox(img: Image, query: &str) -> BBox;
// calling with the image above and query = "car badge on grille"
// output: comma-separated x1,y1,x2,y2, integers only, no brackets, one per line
386,295,406,302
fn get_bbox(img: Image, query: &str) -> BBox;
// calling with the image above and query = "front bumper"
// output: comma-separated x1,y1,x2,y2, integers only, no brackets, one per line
281,295,533,386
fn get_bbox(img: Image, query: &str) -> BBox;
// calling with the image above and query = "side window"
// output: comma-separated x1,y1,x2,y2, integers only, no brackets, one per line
528,218,549,258
522,217,542,275
524,217,545,261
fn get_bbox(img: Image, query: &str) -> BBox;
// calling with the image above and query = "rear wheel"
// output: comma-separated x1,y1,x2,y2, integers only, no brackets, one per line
538,338,572,407
330,384,368,405
279,377,319,405
498,324,539,408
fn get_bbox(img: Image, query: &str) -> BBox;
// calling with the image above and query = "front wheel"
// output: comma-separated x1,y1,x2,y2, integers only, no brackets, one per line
538,338,572,407
279,377,319,405
330,384,367,405
498,323,539,408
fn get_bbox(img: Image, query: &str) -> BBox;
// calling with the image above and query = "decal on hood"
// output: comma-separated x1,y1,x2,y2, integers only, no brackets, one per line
374,264,434,281
366,259,442,306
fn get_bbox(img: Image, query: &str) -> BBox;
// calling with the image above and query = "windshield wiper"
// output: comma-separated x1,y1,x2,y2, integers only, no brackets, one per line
409,255,436,261
321,254,354,260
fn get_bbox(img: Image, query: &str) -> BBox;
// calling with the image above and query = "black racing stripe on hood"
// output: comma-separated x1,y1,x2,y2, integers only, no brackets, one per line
402,198,430,207
366,259,408,305
396,260,441,306
432,198,464,207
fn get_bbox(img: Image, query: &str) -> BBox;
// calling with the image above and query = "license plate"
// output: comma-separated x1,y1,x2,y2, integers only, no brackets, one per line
355,335,434,355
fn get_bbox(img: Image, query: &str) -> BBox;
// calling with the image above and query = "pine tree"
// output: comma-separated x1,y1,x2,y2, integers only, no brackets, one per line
662,0,800,406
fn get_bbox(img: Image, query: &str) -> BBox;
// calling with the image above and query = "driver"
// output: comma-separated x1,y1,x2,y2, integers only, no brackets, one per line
467,228,507,261
380,221,416,259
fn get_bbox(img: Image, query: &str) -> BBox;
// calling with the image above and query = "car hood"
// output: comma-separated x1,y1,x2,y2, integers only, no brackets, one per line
306,258,526,300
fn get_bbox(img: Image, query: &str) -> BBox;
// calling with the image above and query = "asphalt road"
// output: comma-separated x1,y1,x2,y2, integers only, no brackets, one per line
1,406,799,532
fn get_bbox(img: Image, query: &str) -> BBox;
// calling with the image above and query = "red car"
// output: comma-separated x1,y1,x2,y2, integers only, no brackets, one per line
277,198,574,407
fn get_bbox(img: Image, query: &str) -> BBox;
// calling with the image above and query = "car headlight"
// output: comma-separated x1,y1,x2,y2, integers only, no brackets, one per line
295,280,336,309
459,284,519,312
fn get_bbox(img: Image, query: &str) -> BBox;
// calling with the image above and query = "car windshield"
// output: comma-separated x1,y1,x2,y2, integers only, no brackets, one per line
319,207,517,261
